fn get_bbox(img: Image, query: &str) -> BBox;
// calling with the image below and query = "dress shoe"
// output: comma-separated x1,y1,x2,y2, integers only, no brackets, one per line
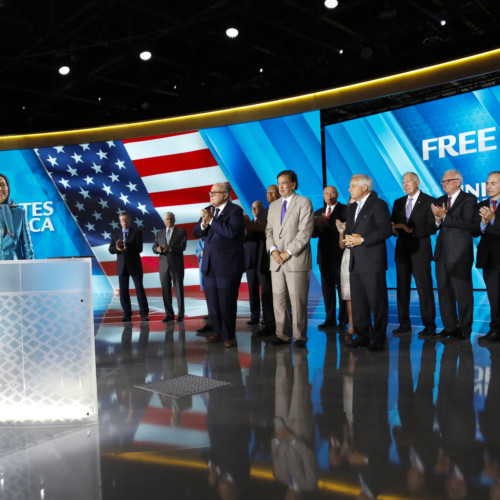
176,316,184,322
345,337,369,348
197,324,213,334
368,339,385,352
247,318,260,325
393,325,412,335
418,327,436,337
205,334,222,344
224,339,237,348
162,316,175,323
122,315,131,322
270,336,291,346
436,328,457,338
141,315,150,321
294,339,307,348
253,325,276,336
318,321,336,330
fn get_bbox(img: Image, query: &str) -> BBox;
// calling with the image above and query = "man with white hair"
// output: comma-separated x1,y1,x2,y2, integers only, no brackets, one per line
431,169,478,340
344,174,392,351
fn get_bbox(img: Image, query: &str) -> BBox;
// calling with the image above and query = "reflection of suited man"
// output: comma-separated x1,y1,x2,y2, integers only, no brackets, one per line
344,175,392,351
391,173,436,335
437,342,481,498
109,212,149,321
265,170,314,347
476,171,500,342
432,169,477,338
272,349,318,493
153,212,187,322
193,183,245,347
352,350,391,498
204,348,250,498
312,185,348,329
394,337,439,494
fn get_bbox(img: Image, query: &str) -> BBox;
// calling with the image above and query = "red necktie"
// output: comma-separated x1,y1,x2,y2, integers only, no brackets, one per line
447,197,452,210
326,207,331,218
493,200,498,212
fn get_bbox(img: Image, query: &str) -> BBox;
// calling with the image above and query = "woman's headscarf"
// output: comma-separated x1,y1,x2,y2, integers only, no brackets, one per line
0,173,15,237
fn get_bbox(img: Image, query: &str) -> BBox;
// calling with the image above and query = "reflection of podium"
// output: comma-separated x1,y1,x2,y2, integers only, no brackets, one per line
0,258,98,425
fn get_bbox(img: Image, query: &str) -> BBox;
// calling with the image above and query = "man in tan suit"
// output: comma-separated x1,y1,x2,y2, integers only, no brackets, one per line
265,170,315,348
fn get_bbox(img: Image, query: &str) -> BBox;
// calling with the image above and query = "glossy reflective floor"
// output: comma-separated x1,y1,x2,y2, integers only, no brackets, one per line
1,290,499,500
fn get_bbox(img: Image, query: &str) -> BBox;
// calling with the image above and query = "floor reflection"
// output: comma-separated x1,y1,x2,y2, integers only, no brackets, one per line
2,290,500,499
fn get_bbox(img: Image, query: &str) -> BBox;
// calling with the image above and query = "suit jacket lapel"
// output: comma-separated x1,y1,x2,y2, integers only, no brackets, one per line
448,190,465,214
353,194,372,230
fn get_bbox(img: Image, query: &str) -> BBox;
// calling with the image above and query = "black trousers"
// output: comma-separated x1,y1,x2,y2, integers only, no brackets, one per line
119,272,149,317
320,263,347,325
483,264,500,331
257,268,275,327
246,267,261,321
160,269,185,317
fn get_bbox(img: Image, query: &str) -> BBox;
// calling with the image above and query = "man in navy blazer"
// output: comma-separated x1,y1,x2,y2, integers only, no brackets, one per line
153,212,187,323
193,182,245,347
109,212,149,322
431,169,478,339
476,171,500,342
344,174,392,351
391,172,437,336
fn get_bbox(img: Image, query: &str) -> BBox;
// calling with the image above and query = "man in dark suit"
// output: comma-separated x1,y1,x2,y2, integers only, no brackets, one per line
344,174,392,351
193,182,245,348
109,212,149,322
244,200,265,326
312,185,348,330
391,172,437,336
254,185,280,336
476,171,500,342
431,169,478,339
153,212,187,323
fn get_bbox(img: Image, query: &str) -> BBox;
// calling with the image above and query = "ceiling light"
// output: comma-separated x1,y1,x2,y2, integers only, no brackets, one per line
324,0,339,9
440,19,446,26
226,27,239,38
339,49,344,55
139,50,152,61
58,65,70,76
259,67,264,73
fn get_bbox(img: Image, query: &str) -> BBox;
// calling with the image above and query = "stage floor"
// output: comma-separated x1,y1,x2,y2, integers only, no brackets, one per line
1,290,498,499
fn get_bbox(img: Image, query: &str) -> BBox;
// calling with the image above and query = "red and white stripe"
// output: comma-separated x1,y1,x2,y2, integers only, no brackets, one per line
96,131,246,298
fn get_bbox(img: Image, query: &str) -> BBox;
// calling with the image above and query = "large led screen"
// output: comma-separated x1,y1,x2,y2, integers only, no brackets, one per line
324,86,500,289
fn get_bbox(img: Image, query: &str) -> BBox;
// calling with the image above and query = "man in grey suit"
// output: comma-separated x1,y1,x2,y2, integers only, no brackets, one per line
265,170,315,348
153,212,187,323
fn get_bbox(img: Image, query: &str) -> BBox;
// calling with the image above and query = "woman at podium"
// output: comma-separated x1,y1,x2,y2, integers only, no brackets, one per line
0,173,34,260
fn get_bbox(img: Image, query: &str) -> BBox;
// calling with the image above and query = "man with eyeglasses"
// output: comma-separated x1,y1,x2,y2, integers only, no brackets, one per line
265,170,315,348
431,169,478,340
194,182,245,348
476,171,500,343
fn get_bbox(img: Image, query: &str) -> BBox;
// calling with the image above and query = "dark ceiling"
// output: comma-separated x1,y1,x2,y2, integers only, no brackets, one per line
1,0,499,136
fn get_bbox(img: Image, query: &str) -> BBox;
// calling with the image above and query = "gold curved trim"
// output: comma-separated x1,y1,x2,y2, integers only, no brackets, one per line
2,47,500,151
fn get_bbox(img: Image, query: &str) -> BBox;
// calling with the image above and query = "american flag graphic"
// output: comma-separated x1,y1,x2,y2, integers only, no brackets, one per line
35,131,242,294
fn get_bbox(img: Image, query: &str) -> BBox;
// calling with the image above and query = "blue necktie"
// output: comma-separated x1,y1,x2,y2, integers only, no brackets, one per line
281,200,287,224
214,208,220,218
166,228,171,244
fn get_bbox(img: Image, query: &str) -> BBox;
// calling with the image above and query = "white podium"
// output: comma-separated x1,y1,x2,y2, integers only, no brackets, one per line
0,258,98,425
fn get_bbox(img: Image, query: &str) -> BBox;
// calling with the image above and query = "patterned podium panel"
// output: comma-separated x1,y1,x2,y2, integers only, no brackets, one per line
0,259,97,425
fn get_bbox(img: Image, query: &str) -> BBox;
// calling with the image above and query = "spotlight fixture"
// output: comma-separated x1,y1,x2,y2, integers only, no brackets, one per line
139,50,152,61
259,67,264,73
339,49,344,55
440,19,446,26
58,65,70,76
324,0,339,9
226,27,239,38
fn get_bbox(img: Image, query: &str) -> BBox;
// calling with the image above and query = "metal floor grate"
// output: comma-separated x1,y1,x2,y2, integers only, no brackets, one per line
134,374,231,398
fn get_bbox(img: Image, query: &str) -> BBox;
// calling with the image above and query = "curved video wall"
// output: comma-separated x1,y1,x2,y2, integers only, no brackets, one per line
2,84,499,293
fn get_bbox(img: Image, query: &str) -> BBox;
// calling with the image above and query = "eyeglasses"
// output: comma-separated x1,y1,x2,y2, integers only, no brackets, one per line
441,178,459,185
209,191,225,196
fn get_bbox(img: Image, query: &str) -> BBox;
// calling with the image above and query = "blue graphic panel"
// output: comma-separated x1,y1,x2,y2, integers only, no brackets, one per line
326,87,500,289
